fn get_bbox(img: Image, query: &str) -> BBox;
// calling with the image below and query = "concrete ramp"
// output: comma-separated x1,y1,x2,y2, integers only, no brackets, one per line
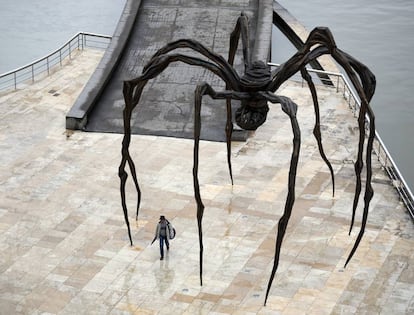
66,0,273,142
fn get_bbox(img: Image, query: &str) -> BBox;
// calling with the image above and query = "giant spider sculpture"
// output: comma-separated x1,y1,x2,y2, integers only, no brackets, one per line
118,12,376,305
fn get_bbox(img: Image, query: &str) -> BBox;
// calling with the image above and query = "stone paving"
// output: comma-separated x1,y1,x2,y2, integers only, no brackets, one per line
1,49,414,314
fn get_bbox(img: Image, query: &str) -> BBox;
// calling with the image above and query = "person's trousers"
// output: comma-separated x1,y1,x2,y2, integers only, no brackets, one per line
159,236,169,258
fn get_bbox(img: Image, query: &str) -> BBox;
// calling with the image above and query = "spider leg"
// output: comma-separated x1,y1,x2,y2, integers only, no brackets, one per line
260,94,301,306
119,54,239,245
344,102,375,267
143,40,241,90
300,67,335,197
225,98,234,185
140,15,251,187
119,81,142,246
324,46,375,265
269,27,376,268
228,12,251,70
146,12,250,79
193,83,254,286
334,49,375,266
193,84,205,286
142,33,248,186
119,159,132,245
122,83,143,221
224,12,251,186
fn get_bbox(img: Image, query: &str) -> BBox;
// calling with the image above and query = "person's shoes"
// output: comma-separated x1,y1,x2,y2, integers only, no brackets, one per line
167,246,170,251
160,256,164,260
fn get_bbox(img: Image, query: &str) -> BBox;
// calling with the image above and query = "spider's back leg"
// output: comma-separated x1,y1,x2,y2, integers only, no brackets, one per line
228,12,251,69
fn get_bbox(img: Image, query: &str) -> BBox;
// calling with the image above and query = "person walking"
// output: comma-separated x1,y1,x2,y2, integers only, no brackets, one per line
152,215,172,260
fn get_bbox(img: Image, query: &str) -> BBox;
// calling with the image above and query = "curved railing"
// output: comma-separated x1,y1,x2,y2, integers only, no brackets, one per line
269,62,414,220
0,32,111,93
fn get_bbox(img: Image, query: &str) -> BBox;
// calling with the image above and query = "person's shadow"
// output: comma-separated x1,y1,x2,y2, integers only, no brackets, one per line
153,254,175,294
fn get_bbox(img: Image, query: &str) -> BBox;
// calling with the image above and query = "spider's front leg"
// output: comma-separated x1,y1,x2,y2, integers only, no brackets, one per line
193,83,206,286
193,83,251,286
300,67,335,196
262,94,301,306
119,81,144,246
119,51,239,246
269,27,376,268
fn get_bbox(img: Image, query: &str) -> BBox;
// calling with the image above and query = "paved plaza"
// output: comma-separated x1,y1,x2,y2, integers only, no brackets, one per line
1,49,414,314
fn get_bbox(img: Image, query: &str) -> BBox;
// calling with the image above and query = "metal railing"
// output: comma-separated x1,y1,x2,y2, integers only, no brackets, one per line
269,62,414,220
0,32,111,93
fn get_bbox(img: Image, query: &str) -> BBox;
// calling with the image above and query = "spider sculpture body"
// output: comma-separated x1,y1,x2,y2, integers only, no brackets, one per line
118,12,376,305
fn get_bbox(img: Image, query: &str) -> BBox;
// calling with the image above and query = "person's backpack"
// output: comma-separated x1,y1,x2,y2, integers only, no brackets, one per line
168,223,176,239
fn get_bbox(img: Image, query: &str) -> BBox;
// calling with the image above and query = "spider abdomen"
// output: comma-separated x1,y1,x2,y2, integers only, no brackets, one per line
235,98,269,130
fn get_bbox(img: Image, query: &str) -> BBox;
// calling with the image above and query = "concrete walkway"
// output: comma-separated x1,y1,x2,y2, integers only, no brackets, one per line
69,0,272,142
1,49,414,314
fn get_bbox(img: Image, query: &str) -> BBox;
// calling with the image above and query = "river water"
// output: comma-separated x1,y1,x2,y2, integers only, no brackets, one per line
272,0,414,192
1,0,413,191
0,0,126,73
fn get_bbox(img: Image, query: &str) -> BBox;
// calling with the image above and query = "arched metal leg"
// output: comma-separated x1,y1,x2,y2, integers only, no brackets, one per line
193,84,206,285
264,96,301,306
300,67,335,197
119,50,242,244
192,83,252,285
225,98,234,185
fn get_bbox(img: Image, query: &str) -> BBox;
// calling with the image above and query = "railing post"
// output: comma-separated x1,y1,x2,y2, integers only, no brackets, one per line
69,41,71,59
47,57,50,75
14,72,17,90
31,65,34,83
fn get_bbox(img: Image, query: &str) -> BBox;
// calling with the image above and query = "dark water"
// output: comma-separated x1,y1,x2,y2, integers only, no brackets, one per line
0,0,126,73
273,0,414,192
